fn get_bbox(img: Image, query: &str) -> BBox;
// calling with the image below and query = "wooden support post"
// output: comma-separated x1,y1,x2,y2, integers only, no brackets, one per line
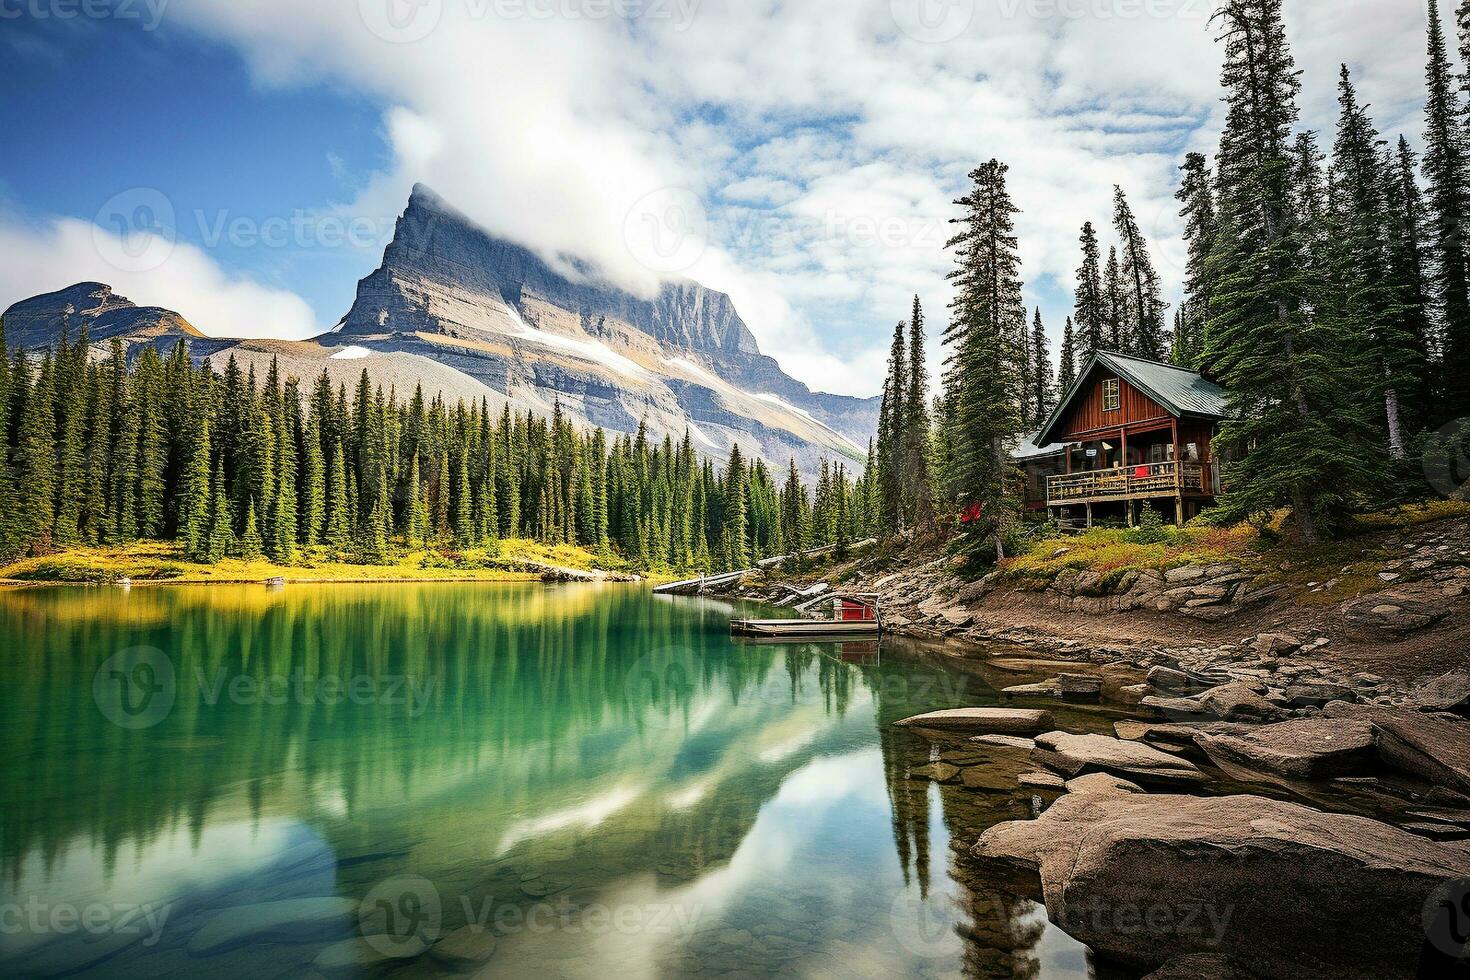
1085,502,1093,528
1127,500,1135,528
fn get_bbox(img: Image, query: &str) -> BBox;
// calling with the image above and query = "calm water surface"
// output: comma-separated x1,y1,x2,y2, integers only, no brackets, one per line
1,583,1120,978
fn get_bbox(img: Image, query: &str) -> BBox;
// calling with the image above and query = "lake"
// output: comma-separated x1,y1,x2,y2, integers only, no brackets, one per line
0,582,1119,978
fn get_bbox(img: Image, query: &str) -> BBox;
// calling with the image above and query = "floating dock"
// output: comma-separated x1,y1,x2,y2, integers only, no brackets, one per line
730,594,881,638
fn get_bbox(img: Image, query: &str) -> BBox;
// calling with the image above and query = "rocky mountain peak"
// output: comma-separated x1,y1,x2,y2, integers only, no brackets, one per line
342,184,761,357
3,282,202,350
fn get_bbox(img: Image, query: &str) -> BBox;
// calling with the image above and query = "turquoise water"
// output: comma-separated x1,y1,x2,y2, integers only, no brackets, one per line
0,583,1105,978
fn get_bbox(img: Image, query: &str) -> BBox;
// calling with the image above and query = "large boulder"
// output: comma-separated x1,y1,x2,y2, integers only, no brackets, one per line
1194,718,1377,780
894,707,1054,736
1359,707,1470,794
1196,682,1288,722
1146,665,1230,694
973,792,1470,978
1414,670,1470,716
1343,596,1450,636
1031,732,1208,787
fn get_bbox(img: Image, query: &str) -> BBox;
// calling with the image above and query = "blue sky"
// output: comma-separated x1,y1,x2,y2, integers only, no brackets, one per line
0,0,1445,395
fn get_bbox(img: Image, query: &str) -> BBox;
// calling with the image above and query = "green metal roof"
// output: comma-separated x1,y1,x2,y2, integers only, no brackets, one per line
1035,351,1229,446
1011,430,1065,460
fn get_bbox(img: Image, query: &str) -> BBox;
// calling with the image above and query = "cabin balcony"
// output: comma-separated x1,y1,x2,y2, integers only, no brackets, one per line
1045,461,1210,507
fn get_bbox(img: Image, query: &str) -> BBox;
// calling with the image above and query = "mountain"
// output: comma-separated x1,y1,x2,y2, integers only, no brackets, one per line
1,186,879,478
3,282,203,351
330,185,878,471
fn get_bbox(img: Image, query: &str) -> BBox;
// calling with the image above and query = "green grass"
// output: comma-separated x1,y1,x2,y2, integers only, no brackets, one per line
1347,498,1470,532
993,499,1469,602
998,521,1263,588
0,539,635,586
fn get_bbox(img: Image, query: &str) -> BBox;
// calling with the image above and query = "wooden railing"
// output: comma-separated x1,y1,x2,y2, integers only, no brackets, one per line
1047,461,1207,505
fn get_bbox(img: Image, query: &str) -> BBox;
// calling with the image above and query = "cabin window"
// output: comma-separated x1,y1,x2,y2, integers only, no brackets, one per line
1147,443,1174,464
1184,442,1200,462
1102,379,1121,412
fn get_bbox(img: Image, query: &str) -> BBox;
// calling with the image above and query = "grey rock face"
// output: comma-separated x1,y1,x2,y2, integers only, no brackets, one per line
3,282,202,351
4,187,881,480
329,185,878,477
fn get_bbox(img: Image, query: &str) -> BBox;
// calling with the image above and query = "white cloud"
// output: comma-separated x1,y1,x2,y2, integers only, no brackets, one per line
0,216,319,340
25,0,1446,395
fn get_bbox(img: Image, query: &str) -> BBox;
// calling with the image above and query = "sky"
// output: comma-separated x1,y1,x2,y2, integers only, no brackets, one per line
0,0,1451,397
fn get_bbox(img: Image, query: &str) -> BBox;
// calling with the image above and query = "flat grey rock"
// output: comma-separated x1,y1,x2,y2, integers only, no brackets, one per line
1032,732,1207,786
895,707,1054,736
1063,772,1145,797
1194,718,1377,780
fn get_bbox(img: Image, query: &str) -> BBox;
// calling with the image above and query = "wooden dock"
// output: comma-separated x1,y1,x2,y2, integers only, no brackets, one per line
651,540,877,597
729,618,881,638
729,593,882,639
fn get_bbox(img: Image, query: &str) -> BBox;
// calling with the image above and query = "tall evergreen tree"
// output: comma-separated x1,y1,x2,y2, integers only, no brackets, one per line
1103,246,1126,354
1203,0,1379,542
1073,221,1106,361
876,319,909,528
1331,64,1416,458
1112,186,1169,359
1424,0,1470,416
1058,316,1077,394
13,356,57,557
51,331,88,546
179,409,213,561
1029,307,1054,427
1384,135,1436,413
903,295,934,528
206,457,234,563
943,159,1026,559
1176,151,1217,368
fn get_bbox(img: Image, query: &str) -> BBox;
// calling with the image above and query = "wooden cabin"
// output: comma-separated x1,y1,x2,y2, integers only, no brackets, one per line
1025,352,1229,526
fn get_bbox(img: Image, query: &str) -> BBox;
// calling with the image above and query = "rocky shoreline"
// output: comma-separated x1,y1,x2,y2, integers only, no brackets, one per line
727,519,1469,712
711,518,1470,976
